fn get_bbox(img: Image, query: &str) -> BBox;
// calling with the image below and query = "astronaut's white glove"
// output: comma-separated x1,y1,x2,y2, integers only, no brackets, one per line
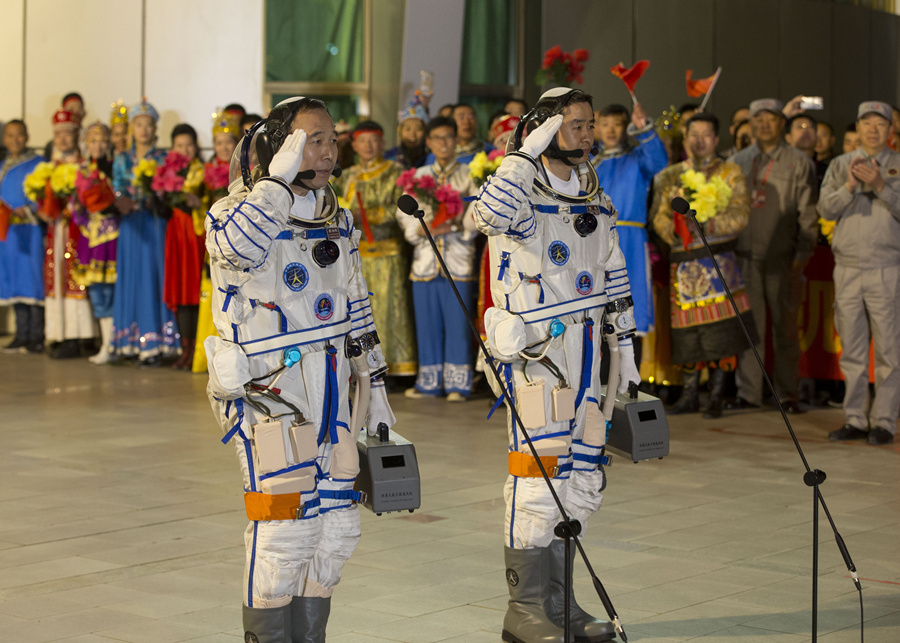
484,307,526,360
519,114,564,159
617,342,641,394
268,129,307,182
366,380,396,437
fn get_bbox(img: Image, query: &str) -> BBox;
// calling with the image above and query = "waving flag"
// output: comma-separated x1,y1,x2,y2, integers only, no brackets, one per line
685,70,716,98
610,60,649,93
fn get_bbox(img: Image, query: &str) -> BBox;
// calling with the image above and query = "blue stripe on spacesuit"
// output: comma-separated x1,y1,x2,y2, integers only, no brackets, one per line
248,523,258,607
495,176,529,199
318,348,340,447
348,297,368,307
575,320,594,411
509,477,517,549
477,198,512,222
214,234,239,268
275,230,292,240
237,212,272,241
231,221,266,252
351,313,373,328
241,200,277,227
474,210,504,231
222,228,252,262
258,460,316,481
303,228,350,240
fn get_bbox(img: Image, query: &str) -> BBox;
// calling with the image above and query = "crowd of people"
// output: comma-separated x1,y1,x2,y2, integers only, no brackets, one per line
1,89,899,446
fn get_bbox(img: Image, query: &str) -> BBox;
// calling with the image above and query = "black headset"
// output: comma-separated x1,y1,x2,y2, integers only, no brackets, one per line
512,89,598,165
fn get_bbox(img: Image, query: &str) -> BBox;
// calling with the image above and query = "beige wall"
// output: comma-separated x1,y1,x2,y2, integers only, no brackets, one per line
4,0,264,150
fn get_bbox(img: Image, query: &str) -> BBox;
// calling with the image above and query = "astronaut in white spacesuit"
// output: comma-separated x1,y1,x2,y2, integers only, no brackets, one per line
474,88,639,643
204,97,395,643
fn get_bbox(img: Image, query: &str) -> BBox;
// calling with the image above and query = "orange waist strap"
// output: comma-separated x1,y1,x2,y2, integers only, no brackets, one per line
508,451,558,478
244,491,310,521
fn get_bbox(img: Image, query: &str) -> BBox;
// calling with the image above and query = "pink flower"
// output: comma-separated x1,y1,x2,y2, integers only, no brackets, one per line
163,151,190,174
204,163,230,190
487,149,505,161
435,184,463,217
396,168,417,193
415,175,437,191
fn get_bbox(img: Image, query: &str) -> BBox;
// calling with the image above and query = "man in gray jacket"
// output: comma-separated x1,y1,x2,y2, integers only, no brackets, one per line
818,101,900,445
729,99,819,413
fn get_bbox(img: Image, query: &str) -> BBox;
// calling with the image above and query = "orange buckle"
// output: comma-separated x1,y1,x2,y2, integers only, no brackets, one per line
244,491,306,521
508,451,559,478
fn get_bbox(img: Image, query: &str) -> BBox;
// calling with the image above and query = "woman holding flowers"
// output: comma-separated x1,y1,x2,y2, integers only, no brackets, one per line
110,99,173,367
72,122,119,363
396,116,478,401
37,109,96,359
159,123,206,370
651,112,757,418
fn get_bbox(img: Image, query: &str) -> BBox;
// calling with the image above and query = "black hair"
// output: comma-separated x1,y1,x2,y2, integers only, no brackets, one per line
353,120,383,135
437,104,455,116
452,103,476,117
787,113,817,130
504,97,528,112
599,104,630,122
679,103,700,114
846,123,857,134
224,103,246,116
426,116,457,137
5,119,27,136
686,112,720,136
240,114,262,131
171,123,198,146
729,106,749,123
818,121,834,136
489,108,508,126
62,92,83,105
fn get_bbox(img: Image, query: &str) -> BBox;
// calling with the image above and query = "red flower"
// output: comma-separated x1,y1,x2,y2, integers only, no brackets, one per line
435,184,463,217
396,168,417,194
542,45,564,69
573,49,589,63
415,175,437,192
204,163,230,191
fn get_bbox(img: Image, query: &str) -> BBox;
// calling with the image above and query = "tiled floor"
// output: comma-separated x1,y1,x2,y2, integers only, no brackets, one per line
1,353,898,642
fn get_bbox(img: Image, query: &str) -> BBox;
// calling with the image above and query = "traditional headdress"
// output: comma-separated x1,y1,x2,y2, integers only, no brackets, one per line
52,109,80,132
83,120,110,141
212,109,241,139
110,99,128,127
397,94,427,124
128,98,159,123
490,114,520,144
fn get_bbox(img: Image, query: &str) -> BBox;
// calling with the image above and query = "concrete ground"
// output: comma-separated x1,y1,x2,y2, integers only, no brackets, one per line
0,353,897,642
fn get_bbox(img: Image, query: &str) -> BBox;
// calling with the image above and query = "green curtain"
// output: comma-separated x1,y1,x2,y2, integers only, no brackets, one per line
266,0,364,83
460,0,515,86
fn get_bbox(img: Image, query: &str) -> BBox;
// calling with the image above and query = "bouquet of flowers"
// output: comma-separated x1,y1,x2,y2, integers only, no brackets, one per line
151,152,204,212
536,46,589,86
131,157,158,198
75,163,116,214
469,149,505,187
396,169,464,230
679,169,732,223
818,217,835,246
24,161,78,219
204,160,230,203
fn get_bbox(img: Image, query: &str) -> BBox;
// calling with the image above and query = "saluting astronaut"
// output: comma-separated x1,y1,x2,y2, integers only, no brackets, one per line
474,88,639,643
204,97,395,643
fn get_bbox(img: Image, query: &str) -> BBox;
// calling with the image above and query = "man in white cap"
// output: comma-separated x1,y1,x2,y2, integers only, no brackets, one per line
728,98,818,414
818,101,900,445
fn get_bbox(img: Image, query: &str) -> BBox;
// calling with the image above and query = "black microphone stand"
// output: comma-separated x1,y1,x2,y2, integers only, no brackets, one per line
673,197,863,642
399,194,628,642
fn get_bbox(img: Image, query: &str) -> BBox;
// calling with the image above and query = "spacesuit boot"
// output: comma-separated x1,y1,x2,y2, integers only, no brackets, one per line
546,541,616,642
502,546,571,643
290,596,330,643
243,604,290,643
669,370,700,414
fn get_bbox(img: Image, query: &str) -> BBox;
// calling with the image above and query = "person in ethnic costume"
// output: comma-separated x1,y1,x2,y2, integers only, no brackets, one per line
333,120,416,376
651,113,758,418
397,116,479,401
191,110,242,374
162,123,207,370
72,121,119,364
0,120,45,353
385,95,429,170
41,109,96,359
111,99,175,366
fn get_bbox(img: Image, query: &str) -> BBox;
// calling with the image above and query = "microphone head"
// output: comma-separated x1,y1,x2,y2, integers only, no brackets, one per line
331,166,342,178
671,196,690,215
397,193,419,215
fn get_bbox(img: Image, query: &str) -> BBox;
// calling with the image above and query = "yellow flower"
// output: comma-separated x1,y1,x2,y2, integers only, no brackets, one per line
132,158,158,187
469,151,488,181
183,159,205,193
818,217,835,245
680,169,705,193
50,163,78,196
24,162,55,202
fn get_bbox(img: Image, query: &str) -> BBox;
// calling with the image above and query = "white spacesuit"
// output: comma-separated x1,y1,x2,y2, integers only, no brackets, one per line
474,88,638,643
205,97,395,643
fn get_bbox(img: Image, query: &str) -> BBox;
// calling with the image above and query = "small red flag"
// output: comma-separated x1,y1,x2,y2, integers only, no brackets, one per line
685,70,716,98
610,60,649,93
673,210,693,250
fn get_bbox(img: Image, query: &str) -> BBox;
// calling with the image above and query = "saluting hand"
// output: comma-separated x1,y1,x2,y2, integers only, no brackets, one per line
268,129,308,183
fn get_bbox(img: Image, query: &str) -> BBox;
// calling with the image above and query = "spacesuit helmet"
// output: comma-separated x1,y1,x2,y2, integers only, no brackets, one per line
231,96,339,190
510,87,596,164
